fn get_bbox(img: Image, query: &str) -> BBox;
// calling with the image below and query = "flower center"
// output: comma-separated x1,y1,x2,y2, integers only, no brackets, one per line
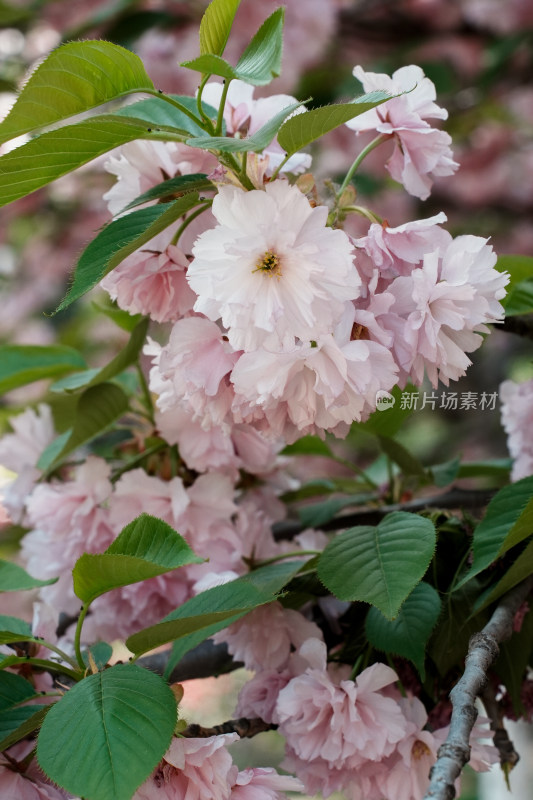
411,740,431,760
253,249,281,277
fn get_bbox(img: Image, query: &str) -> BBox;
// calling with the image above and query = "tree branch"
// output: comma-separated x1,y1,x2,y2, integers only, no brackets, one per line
500,315,533,341
274,488,496,539
423,575,533,800
182,717,276,739
139,640,241,682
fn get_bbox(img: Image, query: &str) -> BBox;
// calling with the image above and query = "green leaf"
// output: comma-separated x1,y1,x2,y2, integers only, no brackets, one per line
234,7,284,85
494,603,533,715
37,382,129,471
0,41,154,145
199,0,241,56
496,254,533,316
497,254,533,285
365,582,441,679
50,318,149,394
126,608,255,657
115,95,218,137
298,494,376,528
353,386,418,438
181,54,237,81
0,559,58,592
282,436,334,458
161,560,306,676
186,100,303,153
317,512,437,619
56,193,200,312
73,513,202,604
82,642,113,671
430,456,461,487
476,538,533,611
91,301,143,332
428,581,490,677
504,280,533,316
0,705,49,752
378,435,427,478
456,459,511,480
121,173,214,212
277,92,391,158
0,345,86,395
0,0,30,24
456,476,533,589
37,663,176,800
0,671,37,711
0,115,187,209
0,615,32,642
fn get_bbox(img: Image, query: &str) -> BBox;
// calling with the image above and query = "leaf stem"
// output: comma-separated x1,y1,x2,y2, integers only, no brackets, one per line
0,656,81,682
336,133,389,198
111,440,168,484
145,89,208,131
136,363,154,425
197,75,216,132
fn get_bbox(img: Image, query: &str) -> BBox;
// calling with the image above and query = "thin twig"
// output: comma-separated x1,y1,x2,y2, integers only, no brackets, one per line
423,575,533,800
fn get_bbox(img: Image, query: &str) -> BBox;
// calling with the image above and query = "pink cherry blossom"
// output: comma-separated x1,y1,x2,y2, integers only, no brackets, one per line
384,235,508,387
346,65,459,199
201,80,311,175
355,213,451,279
187,182,361,351
147,317,240,429
235,669,292,724
0,764,69,800
104,140,216,218
100,242,197,323
213,602,323,671
108,469,190,532
231,308,398,442
134,734,238,800
22,457,114,619
500,377,533,481
230,767,303,800
0,403,55,522
277,645,408,775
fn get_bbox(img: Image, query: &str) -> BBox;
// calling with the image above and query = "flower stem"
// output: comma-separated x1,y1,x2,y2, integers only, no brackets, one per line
337,133,389,198
35,639,80,670
74,603,91,670
253,550,320,568
170,200,212,246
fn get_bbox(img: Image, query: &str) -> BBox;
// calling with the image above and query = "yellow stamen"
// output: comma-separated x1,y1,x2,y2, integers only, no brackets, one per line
253,249,281,277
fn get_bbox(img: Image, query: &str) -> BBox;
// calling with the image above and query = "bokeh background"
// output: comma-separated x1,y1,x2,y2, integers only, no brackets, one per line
1,1,533,798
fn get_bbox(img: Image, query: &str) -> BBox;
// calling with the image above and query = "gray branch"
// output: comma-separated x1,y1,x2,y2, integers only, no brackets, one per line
423,575,533,800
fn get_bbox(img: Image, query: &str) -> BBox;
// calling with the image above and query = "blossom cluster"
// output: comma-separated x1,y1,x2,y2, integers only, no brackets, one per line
0,62,510,800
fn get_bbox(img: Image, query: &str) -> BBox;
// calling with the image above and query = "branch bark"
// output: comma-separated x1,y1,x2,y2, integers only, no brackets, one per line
423,575,533,800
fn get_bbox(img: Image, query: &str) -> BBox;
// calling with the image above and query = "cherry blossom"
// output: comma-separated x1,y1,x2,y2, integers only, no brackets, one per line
100,241,197,323
0,403,55,522
213,601,323,671
187,182,361,351
500,377,533,480
346,65,459,199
